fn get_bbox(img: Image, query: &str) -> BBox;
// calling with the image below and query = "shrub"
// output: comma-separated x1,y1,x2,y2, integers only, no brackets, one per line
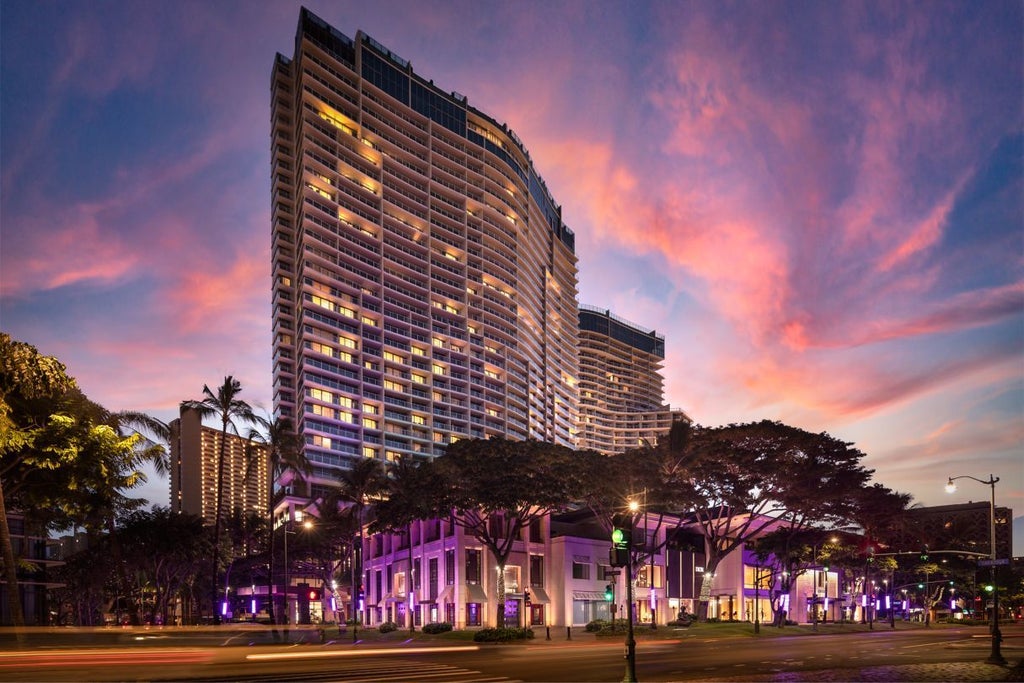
422,622,453,634
472,627,535,642
378,621,398,633
585,619,608,632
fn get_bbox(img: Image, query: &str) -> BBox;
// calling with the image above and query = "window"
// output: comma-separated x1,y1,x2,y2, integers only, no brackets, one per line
530,555,544,586
432,364,446,376
338,336,357,349
362,446,376,458
429,557,439,600
411,414,426,425
411,373,427,384
466,549,482,583
310,388,334,403
384,351,404,363
503,565,520,592
445,549,455,586
363,417,378,429
572,562,590,580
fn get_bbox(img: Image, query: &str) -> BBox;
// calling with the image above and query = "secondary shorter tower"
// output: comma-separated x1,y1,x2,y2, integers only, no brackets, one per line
169,407,268,524
576,305,689,453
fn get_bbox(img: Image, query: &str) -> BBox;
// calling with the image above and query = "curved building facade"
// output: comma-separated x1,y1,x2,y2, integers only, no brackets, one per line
271,9,579,496
576,305,689,453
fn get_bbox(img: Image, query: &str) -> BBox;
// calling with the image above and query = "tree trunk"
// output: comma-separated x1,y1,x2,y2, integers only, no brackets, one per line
211,426,228,625
495,563,506,628
406,524,415,632
696,571,712,621
0,481,26,634
266,506,278,638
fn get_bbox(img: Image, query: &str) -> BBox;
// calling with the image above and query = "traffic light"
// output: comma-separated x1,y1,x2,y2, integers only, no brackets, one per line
524,589,531,605
604,584,614,602
308,589,320,600
984,584,994,593
920,545,929,561
610,514,630,567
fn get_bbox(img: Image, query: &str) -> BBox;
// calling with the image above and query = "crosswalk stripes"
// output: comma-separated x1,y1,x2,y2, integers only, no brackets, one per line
164,658,521,683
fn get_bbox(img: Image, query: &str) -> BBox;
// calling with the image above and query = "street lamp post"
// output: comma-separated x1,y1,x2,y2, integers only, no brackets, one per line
282,516,313,643
945,474,1005,665
624,499,639,683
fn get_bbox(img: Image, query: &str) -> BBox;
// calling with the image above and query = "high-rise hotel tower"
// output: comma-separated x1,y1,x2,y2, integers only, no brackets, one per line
271,9,579,501
576,306,689,454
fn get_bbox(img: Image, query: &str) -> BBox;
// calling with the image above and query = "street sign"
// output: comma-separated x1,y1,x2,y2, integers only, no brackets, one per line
977,558,1010,567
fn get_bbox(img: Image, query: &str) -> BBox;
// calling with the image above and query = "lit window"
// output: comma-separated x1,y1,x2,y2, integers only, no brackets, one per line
362,446,376,458
338,336,357,349
364,404,379,414
310,388,334,403
411,346,426,356
363,418,378,429
432,364,446,376
411,373,427,384
486,408,499,418
433,338,444,347
384,351,404,363
310,295,333,310
338,306,356,319
411,415,426,425
484,369,500,380
362,316,378,327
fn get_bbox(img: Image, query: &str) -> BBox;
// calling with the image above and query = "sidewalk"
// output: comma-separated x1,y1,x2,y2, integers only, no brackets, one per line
700,660,1024,681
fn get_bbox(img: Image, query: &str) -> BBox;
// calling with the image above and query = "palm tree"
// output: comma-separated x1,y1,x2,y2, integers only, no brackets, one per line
246,415,308,633
113,410,171,476
375,455,433,631
333,458,386,631
181,376,259,625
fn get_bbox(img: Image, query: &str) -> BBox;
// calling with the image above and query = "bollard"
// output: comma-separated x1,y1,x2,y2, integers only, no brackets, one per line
567,626,571,640
546,626,551,641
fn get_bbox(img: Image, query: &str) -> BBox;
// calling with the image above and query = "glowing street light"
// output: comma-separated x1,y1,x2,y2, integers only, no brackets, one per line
945,474,1004,665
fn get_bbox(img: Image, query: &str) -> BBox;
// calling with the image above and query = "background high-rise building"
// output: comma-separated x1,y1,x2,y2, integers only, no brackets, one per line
576,305,689,453
169,407,269,524
270,9,579,502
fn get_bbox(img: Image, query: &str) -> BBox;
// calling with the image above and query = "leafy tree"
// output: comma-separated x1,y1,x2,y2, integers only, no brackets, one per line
372,455,435,631
181,376,260,625
426,438,596,628
751,528,843,626
0,333,77,626
665,420,874,621
330,457,387,626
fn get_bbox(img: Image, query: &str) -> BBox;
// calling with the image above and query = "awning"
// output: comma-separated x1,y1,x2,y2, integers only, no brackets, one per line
529,587,551,604
433,585,454,604
573,591,608,601
466,583,488,603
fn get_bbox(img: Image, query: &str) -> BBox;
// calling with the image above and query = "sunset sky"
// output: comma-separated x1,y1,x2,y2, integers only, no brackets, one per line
2,1,1021,543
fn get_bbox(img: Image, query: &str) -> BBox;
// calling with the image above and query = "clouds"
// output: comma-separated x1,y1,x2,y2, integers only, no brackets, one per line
0,0,1020,519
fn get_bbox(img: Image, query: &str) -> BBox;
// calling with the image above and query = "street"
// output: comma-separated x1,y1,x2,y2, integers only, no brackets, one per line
1,622,1021,682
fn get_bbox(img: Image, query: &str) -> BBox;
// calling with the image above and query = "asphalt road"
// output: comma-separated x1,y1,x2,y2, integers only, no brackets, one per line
1,623,1020,682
